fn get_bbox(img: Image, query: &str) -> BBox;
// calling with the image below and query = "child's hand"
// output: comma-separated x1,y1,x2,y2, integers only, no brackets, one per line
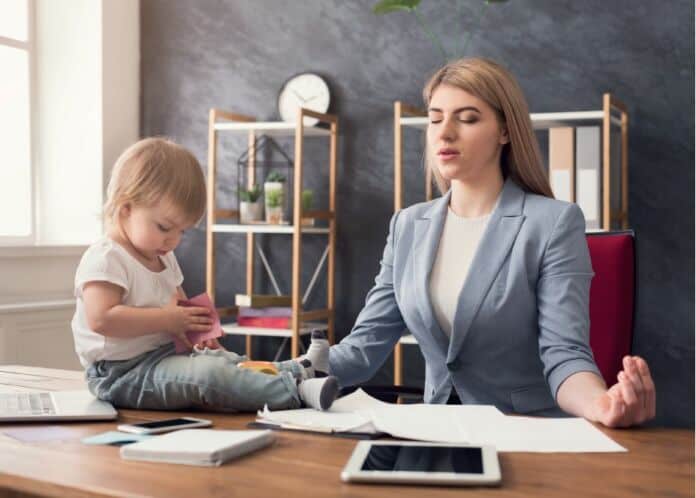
165,303,213,348
196,338,223,350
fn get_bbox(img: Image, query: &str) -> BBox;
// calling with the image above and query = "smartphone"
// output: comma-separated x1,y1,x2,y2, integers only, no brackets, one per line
117,417,212,435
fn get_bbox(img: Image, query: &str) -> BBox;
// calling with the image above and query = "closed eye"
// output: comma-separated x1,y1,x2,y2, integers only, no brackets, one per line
157,223,171,233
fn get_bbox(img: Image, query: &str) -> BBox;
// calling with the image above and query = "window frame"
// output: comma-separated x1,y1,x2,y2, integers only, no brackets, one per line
0,0,36,246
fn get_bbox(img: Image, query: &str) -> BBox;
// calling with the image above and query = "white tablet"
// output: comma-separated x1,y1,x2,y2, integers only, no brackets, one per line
341,441,501,486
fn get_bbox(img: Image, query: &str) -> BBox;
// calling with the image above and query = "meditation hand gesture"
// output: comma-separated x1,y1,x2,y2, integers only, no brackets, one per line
590,356,656,427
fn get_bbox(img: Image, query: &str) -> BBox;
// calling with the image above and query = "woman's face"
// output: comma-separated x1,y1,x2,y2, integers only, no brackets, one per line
426,83,508,185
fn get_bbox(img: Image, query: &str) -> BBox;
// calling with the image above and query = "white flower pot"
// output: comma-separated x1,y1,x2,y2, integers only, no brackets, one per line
240,201,263,223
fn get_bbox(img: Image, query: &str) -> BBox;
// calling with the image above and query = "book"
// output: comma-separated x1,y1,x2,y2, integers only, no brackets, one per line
238,306,292,318
575,126,601,230
120,429,275,466
234,294,292,308
173,293,223,353
548,127,575,202
237,316,291,329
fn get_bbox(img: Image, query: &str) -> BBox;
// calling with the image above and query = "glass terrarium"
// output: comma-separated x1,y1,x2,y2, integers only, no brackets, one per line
236,135,293,225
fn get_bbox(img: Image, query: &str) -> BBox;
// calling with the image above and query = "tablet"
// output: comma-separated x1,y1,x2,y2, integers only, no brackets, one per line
341,441,501,486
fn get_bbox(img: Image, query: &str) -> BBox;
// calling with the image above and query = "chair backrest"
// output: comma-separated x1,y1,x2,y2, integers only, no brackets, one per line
586,231,635,386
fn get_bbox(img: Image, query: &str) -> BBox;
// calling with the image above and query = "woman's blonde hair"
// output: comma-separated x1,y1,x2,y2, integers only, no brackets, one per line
103,137,206,228
422,57,553,198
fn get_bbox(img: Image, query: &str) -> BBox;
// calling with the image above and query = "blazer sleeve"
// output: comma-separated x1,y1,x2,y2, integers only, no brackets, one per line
536,203,602,399
329,211,407,387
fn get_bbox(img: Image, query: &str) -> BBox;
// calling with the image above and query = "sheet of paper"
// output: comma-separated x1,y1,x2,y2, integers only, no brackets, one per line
367,404,504,444
82,431,153,446
257,405,376,433
173,293,223,353
468,416,627,453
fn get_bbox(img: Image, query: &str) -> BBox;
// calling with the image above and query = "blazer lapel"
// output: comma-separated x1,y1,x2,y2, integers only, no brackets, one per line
413,191,451,352
446,179,527,365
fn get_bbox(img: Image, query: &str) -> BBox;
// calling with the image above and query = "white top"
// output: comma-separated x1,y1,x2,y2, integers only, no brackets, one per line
71,236,184,367
429,208,492,338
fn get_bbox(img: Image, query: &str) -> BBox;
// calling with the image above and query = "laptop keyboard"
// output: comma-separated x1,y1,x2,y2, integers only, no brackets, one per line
0,392,57,416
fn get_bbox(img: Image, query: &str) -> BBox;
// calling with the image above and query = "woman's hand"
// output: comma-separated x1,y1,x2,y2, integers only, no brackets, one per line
590,356,656,427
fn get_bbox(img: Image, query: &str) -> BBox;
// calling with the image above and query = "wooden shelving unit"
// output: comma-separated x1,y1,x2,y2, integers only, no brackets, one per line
206,107,338,359
392,94,629,385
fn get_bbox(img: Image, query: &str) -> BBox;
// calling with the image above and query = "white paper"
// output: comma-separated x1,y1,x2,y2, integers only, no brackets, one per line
258,389,626,453
577,169,600,226
469,416,627,453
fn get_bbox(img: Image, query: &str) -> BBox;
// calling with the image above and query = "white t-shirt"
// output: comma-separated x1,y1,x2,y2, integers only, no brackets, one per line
71,236,184,368
429,208,492,338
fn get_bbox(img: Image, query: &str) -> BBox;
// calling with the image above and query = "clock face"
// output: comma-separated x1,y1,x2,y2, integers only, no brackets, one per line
278,73,331,126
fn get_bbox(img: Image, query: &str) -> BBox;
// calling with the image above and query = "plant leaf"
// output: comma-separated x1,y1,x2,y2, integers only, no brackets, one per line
373,0,421,15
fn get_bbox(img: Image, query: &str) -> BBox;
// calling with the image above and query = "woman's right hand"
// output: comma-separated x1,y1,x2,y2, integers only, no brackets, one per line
164,303,213,348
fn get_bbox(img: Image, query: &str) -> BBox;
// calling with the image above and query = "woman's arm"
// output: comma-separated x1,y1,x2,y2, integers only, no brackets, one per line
329,211,407,386
537,203,655,427
558,356,656,427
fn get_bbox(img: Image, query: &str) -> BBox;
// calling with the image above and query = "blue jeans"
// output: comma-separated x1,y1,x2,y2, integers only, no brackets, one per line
86,343,304,412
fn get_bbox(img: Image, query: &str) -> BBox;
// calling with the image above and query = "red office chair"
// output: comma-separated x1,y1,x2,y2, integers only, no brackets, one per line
586,230,636,387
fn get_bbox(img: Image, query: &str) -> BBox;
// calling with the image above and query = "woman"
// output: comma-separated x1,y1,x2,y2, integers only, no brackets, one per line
328,58,655,427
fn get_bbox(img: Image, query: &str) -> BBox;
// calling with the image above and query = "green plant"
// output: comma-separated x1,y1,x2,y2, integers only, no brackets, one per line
301,189,314,211
266,170,286,183
372,0,509,63
239,185,261,203
266,189,283,208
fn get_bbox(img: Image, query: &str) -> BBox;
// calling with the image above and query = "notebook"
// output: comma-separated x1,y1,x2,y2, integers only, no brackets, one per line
0,390,117,422
120,429,275,466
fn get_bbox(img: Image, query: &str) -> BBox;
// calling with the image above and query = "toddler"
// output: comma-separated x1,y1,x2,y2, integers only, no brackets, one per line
72,137,338,412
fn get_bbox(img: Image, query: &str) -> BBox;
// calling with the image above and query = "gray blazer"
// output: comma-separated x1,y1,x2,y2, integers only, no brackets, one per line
329,178,601,416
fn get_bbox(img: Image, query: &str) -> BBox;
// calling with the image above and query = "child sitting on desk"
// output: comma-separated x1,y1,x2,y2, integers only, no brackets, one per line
71,137,338,412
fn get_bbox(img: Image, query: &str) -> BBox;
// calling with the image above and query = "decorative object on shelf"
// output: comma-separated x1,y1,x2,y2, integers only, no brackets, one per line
301,189,314,226
265,185,284,224
238,185,263,224
237,135,293,224
277,72,331,126
372,0,508,63
264,171,287,224
206,107,338,360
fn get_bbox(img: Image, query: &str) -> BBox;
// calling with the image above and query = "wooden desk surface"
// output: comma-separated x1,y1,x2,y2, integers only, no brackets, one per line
0,366,692,498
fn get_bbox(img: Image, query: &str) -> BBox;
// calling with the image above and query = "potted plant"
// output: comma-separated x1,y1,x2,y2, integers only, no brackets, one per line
239,185,263,223
264,170,286,223
301,189,314,226
265,188,284,224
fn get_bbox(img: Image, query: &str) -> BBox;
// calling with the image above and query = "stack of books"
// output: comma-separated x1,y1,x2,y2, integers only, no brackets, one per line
235,294,293,329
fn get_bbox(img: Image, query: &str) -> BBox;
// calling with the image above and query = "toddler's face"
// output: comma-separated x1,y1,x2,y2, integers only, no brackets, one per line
121,201,194,261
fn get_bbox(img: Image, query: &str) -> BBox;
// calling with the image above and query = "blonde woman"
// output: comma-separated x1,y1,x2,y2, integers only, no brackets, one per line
329,58,656,427
73,138,339,412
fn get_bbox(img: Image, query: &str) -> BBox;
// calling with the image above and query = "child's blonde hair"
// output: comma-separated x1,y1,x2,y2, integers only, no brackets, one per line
104,137,206,228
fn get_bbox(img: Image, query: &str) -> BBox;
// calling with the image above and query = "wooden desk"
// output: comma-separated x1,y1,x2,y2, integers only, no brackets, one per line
0,366,692,498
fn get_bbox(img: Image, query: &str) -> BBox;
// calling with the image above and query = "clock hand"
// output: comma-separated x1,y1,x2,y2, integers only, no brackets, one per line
291,89,306,103
303,95,320,104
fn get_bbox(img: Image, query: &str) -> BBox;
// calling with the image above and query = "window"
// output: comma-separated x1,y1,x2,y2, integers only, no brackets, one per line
0,0,33,244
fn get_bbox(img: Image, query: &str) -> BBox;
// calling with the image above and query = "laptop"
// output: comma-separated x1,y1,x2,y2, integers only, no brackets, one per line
0,390,117,422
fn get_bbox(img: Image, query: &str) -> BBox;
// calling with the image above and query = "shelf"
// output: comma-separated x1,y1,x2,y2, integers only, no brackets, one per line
399,111,622,131
214,121,331,137
222,321,328,338
212,224,330,235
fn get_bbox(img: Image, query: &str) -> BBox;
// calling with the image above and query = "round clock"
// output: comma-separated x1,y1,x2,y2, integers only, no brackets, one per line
277,72,331,126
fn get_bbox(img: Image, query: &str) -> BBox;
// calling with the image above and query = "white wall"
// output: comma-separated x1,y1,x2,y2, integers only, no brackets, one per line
0,0,139,370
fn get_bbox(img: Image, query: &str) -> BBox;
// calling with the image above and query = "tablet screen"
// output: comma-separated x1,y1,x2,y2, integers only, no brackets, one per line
360,445,483,474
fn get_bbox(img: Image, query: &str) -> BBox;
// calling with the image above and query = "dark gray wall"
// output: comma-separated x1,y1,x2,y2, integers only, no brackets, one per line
141,0,694,427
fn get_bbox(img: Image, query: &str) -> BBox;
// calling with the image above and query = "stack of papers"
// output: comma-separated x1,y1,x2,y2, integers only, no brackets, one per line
257,389,627,453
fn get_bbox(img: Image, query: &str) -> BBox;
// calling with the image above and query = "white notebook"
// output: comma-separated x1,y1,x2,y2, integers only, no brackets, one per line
120,429,275,466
